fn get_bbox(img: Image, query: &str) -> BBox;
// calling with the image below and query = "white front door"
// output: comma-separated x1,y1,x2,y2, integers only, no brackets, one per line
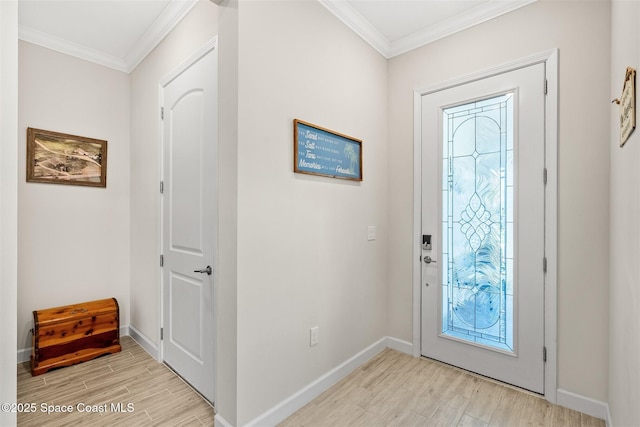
161,40,217,403
420,63,546,393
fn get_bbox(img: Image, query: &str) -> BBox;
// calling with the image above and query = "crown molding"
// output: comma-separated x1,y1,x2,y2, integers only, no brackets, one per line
319,0,538,59
18,0,199,74
19,0,536,70
389,0,538,57
18,25,129,72
124,0,199,73
318,0,391,58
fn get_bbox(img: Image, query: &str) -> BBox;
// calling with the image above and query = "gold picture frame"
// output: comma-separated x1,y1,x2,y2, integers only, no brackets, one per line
26,128,108,188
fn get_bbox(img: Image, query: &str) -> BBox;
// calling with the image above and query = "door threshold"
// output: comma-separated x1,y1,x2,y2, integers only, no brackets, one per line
419,354,543,397
163,361,215,409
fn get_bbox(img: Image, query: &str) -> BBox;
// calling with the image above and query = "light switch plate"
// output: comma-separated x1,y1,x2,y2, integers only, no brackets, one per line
367,226,376,241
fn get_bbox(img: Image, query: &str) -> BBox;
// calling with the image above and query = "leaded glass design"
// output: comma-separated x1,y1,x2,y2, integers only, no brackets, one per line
442,93,514,353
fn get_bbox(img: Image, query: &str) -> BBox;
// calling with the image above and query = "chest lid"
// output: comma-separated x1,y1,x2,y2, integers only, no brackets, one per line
33,298,119,327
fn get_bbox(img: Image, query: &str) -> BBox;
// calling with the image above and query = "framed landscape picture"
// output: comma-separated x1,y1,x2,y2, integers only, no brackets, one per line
26,128,108,188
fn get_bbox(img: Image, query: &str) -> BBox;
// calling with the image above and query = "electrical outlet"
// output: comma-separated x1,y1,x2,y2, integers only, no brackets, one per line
310,327,319,347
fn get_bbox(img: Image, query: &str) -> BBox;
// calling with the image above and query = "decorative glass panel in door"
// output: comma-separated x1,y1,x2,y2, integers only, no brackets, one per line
441,93,513,353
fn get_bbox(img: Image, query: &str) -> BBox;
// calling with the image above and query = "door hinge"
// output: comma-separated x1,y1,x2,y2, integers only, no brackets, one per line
543,346,547,362
160,254,164,267
543,257,547,273
160,181,164,194
160,328,164,340
543,168,548,185
544,79,548,95
161,106,164,120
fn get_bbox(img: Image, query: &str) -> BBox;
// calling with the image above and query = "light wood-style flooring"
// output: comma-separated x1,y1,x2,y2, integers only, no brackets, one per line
280,348,605,427
17,336,215,426
17,341,606,427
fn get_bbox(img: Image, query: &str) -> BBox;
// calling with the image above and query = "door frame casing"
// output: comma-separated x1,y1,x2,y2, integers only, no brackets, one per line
158,36,219,402
412,49,558,403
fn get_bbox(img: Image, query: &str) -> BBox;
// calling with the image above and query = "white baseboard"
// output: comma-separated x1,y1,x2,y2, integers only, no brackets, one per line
17,347,30,364
245,336,405,427
215,413,234,427
385,336,413,355
128,324,159,360
605,404,613,427
557,388,609,422
17,325,131,364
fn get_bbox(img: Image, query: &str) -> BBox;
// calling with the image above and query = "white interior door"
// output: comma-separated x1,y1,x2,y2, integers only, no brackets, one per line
420,63,546,393
161,41,217,403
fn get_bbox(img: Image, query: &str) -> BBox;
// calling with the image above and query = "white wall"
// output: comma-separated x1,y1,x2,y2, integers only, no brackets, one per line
7,1,633,425
217,0,239,422
388,0,610,403
17,41,131,351
128,0,220,365
232,1,388,423
0,1,19,425
609,1,640,425
129,0,218,349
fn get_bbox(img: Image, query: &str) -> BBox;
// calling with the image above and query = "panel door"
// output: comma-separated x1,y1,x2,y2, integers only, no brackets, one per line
162,44,217,403
421,63,546,393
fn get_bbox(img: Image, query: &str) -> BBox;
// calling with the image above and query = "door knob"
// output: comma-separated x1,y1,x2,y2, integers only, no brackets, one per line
194,266,212,275
424,256,437,264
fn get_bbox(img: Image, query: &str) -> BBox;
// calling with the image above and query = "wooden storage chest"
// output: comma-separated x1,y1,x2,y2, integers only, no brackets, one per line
31,298,121,376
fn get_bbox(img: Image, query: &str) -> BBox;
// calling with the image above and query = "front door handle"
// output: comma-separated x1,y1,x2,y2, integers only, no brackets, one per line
194,266,212,275
424,256,437,264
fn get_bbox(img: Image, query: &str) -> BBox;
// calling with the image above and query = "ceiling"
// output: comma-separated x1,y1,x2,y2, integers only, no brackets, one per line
18,0,199,73
323,0,537,58
17,0,537,73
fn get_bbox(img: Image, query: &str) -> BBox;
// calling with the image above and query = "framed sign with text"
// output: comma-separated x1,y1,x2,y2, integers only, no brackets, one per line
293,119,362,181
